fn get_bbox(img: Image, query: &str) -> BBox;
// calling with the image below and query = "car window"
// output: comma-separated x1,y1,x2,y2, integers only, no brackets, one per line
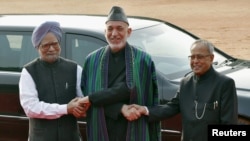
66,34,107,66
129,24,228,79
0,32,36,72
129,24,194,78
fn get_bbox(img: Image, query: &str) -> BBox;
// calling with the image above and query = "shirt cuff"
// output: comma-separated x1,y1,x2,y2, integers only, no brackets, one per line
144,106,149,115
61,104,68,114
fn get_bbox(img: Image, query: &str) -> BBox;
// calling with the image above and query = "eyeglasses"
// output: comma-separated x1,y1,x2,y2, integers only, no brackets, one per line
188,54,211,61
39,41,60,51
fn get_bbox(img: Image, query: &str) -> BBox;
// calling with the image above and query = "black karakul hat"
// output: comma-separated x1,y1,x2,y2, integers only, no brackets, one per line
106,6,129,25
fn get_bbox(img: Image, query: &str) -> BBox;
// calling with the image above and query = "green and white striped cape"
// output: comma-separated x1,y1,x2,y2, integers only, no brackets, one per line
81,44,160,141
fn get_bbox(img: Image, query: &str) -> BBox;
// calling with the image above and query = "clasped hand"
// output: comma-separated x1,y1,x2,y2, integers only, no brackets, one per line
121,104,148,121
68,97,147,120
67,97,91,118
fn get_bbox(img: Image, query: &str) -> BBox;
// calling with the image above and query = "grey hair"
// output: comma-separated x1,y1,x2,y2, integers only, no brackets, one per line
191,39,214,54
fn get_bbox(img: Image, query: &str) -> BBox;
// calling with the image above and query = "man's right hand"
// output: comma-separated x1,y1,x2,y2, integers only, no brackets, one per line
72,97,91,118
121,104,141,121
129,104,148,115
67,97,81,115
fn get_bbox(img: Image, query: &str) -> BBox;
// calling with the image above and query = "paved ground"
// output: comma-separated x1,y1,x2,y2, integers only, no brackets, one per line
1,0,249,59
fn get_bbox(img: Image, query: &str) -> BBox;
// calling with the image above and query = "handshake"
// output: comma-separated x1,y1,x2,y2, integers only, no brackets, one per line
67,96,148,121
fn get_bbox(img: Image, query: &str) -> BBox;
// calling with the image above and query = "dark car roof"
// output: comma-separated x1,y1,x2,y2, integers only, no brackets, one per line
0,14,162,32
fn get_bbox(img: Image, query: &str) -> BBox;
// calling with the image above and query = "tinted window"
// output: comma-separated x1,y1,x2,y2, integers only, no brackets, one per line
129,24,194,78
66,34,107,66
129,24,228,79
0,32,36,72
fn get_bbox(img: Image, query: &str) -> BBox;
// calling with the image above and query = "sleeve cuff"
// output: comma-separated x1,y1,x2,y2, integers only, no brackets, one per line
144,106,149,115
61,104,68,114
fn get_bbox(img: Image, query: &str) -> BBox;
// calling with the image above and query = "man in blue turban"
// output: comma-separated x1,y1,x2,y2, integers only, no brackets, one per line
30,21,63,63
19,21,85,141
31,21,62,48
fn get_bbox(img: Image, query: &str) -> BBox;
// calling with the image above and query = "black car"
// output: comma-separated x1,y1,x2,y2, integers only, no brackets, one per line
0,14,249,141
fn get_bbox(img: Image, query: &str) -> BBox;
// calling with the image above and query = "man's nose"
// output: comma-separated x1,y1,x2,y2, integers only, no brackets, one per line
111,29,118,35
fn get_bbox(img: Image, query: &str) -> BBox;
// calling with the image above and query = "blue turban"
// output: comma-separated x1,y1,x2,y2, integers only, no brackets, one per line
31,21,62,48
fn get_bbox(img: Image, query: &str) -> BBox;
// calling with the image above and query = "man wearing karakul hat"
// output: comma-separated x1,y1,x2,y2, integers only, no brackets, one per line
105,6,129,25
74,6,161,141
19,21,85,141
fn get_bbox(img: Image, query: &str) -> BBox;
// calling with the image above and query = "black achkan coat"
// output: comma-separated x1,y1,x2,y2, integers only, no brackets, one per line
148,67,238,141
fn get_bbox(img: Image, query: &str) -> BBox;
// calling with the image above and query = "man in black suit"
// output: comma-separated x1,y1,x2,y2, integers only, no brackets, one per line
132,39,238,141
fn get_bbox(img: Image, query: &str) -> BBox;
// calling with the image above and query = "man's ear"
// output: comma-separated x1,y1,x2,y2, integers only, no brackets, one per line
127,27,132,36
210,54,215,62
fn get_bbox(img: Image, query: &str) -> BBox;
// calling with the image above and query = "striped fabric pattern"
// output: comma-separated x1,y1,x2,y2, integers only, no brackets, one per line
81,44,160,141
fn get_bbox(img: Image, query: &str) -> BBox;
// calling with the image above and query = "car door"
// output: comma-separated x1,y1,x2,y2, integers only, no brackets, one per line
0,32,34,141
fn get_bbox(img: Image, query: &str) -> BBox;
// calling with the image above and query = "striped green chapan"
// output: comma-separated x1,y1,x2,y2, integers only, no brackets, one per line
81,44,161,141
